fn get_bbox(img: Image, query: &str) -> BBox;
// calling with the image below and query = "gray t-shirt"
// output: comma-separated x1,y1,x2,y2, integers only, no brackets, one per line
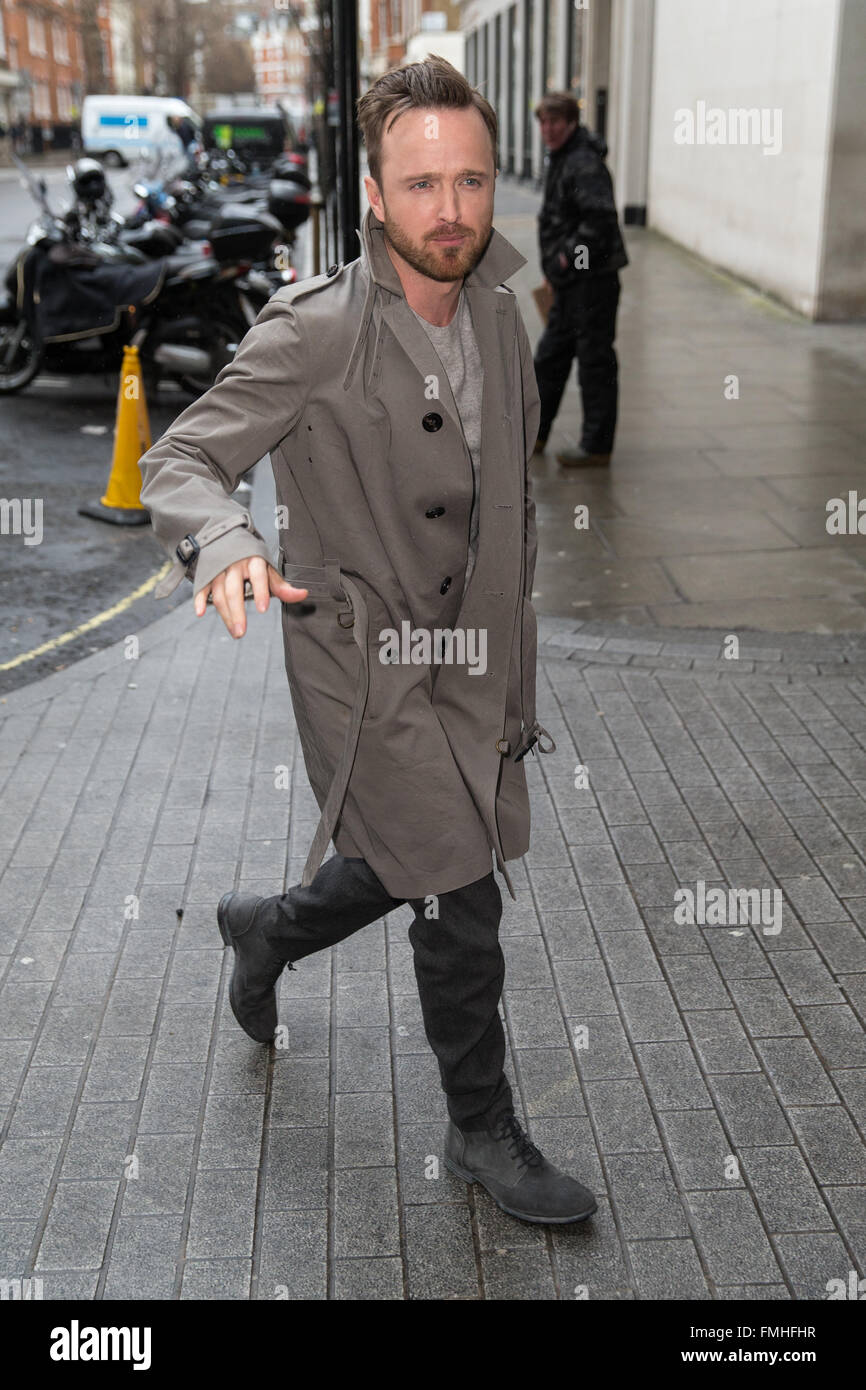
410,286,484,595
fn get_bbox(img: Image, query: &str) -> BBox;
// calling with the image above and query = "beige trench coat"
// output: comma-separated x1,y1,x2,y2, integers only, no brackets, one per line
138,205,555,901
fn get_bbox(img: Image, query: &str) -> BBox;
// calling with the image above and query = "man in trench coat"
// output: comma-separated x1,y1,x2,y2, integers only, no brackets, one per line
138,56,596,1226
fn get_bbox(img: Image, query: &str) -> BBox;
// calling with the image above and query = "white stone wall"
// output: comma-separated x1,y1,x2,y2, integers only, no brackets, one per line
647,0,842,318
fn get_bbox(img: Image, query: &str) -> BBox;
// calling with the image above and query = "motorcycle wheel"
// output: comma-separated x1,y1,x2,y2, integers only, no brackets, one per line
177,316,249,397
0,321,42,394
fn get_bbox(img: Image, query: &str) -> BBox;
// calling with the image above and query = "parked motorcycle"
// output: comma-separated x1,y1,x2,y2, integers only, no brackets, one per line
99,152,307,294
0,156,272,397
63,157,191,261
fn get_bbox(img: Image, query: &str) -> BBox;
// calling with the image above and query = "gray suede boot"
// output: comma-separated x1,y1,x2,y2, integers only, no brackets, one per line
444,1112,597,1224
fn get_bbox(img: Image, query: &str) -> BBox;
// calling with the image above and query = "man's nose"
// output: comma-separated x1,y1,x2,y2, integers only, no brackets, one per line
435,191,462,221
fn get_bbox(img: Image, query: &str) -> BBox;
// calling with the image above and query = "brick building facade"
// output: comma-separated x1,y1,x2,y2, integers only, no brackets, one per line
0,0,115,152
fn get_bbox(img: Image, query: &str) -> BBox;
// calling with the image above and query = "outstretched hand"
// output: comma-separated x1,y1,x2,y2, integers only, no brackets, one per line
194,555,308,638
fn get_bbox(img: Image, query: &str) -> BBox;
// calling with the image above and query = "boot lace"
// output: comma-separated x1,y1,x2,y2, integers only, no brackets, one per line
494,1113,544,1171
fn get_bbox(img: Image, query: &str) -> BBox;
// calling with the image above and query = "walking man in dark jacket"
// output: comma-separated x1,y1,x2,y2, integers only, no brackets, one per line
533,93,628,467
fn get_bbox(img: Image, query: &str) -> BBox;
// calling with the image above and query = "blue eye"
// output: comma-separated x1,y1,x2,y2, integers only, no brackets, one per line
409,178,483,190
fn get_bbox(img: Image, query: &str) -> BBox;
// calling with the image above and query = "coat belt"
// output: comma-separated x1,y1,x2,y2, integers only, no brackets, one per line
300,566,370,888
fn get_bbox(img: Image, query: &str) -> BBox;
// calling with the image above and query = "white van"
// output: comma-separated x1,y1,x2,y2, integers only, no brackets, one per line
81,95,201,167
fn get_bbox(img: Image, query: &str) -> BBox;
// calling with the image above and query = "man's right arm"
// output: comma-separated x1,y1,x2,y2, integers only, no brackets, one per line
138,290,309,599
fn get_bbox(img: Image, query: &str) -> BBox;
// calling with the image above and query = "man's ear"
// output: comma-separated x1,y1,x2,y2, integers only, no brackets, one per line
363,173,382,217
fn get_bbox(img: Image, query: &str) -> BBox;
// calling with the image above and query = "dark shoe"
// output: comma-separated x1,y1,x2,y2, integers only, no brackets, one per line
444,1112,597,1224
531,434,548,456
217,893,294,1044
556,448,611,468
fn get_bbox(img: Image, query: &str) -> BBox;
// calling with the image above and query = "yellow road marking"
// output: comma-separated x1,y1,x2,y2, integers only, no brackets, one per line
0,562,173,673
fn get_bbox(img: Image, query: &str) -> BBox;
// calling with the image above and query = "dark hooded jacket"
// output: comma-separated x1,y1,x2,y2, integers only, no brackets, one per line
538,123,629,285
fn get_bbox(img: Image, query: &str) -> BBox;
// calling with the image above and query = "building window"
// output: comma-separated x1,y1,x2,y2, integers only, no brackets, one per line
523,0,533,178
568,1,583,98
57,86,72,121
53,20,70,64
32,82,52,118
27,15,48,57
543,0,552,91
507,5,516,174
493,12,502,149
545,0,564,91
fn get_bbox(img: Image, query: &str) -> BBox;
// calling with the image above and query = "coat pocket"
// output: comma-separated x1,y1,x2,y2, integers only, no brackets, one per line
278,556,356,632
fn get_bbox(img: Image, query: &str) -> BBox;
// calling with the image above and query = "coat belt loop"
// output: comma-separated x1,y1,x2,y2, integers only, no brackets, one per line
300,573,369,887
322,557,347,604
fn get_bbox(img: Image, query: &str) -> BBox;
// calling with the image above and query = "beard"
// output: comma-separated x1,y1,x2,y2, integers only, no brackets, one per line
377,203,493,283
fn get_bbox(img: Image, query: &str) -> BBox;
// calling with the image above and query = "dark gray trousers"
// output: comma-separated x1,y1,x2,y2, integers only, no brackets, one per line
534,271,621,452
258,853,514,1131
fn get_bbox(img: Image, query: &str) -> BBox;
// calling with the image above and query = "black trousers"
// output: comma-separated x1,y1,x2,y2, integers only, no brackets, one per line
534,271,621,453
258,853,514,1131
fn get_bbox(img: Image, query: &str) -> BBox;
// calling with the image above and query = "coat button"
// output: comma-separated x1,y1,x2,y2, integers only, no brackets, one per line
326,263,339,277
422,412,443,431
440,576,452,594
425,506,445,518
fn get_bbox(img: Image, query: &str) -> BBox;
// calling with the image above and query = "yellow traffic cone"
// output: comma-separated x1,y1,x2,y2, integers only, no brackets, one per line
78,345,152,526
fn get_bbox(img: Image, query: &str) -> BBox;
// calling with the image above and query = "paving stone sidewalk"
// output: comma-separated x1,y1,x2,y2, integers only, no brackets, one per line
2,579,866,1301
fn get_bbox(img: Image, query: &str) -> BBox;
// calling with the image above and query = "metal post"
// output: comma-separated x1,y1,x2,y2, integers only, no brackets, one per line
332,0,360,265
312,197,322,276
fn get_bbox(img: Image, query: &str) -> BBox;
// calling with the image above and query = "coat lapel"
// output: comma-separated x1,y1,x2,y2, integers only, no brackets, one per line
378,297,464,438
